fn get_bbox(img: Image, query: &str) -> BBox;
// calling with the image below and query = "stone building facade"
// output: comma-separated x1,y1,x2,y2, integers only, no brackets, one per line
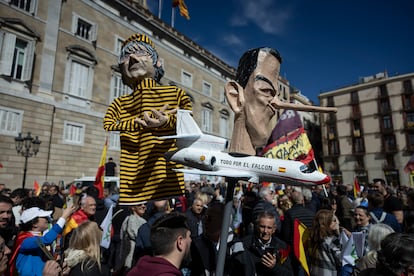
319,72,414,187
0,0,237,189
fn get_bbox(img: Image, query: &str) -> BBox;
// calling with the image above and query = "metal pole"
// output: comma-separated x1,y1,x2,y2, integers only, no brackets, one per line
215,177,237,276
22,155,28,189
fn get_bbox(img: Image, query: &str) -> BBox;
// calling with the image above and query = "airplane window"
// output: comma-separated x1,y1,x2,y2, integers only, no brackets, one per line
300,165,313,173
211,156,216,166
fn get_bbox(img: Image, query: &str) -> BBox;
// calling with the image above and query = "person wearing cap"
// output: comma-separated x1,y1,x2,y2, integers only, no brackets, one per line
103,33,192,206
127,212,192,276
8,205,75,276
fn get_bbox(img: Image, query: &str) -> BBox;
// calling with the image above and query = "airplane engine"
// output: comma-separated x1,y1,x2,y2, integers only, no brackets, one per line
182,150,218,171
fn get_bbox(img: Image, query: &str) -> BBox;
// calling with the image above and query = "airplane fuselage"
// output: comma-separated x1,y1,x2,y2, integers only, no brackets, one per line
167,147,330,186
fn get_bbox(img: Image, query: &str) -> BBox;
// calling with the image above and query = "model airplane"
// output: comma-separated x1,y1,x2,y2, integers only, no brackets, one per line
162,110,330,186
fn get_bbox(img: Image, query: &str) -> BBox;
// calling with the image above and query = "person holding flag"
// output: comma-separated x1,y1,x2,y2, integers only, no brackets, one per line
308,209,342,276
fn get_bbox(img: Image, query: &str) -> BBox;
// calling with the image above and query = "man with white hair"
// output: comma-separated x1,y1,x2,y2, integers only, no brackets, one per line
252,186,281,233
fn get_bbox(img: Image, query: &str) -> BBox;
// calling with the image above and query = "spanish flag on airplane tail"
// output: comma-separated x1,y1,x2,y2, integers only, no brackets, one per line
172,0,190,19
293,219,310,276
94,137,108,199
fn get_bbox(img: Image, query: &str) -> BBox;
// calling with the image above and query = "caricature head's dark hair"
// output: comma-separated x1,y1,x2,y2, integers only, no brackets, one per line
235,47,282,89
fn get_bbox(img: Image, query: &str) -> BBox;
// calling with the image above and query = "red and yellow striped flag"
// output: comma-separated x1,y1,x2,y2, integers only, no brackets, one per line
172,0,190,19
33,180,40,196
353,176,361,199
94,137,108,199
293,219,310,276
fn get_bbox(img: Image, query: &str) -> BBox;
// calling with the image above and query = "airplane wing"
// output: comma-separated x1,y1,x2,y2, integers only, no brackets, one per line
175,168,256,180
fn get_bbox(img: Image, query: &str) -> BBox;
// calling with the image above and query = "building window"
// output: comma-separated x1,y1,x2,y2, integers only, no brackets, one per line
63,46,96,104
219,116,228,138
10,0,38,14
0,31,35,81
72,14,97,42
407,112,414,124
351,91,359,104
404,94,414,109
0,106,23,136
403,80,413,93
114,36,124,55
327,96,335,107
219,89,227,104
328,140,340,156
353,137,364,153
109,131,120,150
181,71,192,88
382,115,393,129
201,108,212,133
380,99,391,113
110,73,131,103
383,135,396,152
202,81,212,96
63,121,85,145
353,120,361,136
408,133,414,149
379,84,388,97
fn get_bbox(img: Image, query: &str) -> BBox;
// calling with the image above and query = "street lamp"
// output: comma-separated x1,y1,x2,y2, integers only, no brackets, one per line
14,132,41,189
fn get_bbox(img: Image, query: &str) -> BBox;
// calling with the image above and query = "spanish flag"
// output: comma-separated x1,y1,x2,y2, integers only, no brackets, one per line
353,176,361,199
94,138,108,199
293,219,310,276
33,180,40,196
172,0,190,19
63,209,89,236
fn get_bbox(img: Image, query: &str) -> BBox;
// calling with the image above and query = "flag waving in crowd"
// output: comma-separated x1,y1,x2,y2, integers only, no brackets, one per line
293,219,310,276
94,137,108,199
261,110,315,166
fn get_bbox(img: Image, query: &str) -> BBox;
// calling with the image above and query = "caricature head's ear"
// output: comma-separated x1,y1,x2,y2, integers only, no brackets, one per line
225,81,245,115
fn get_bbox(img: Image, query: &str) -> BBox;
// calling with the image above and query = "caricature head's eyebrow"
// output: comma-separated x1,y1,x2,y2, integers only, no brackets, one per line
254,75,277,94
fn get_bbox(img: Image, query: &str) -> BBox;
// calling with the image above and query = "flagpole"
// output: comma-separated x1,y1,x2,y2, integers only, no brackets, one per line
158,0,163,18
171,7,175,28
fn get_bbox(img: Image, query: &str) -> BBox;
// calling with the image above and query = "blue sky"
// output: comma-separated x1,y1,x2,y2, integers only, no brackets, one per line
148,0,414,103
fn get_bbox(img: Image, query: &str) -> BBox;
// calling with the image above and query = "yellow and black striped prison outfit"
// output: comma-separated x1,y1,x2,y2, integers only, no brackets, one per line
103,78,192,205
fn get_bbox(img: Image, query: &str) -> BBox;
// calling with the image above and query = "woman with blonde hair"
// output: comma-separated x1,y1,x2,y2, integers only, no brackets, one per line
64,221,110,275
308,209,342,276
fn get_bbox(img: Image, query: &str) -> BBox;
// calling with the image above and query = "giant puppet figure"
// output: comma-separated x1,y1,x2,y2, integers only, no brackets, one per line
103,34,192,205
224,47,336,156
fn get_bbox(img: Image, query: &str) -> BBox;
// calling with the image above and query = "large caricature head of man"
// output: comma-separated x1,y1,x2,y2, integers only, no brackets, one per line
118,33,164,88
225,47,282,155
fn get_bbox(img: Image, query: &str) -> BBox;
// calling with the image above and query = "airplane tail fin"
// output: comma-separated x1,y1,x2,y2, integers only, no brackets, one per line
175,109,203,137
162,109,202,148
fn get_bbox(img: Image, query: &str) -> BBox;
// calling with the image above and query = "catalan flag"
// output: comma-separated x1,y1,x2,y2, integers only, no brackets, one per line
293,219,310,276
94,138,108,199
172,0,190,19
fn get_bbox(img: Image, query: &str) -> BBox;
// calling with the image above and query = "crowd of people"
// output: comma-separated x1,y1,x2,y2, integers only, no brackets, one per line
0,177,412,276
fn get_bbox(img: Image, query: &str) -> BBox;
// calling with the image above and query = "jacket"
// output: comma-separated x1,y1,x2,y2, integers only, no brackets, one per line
127,255,182,276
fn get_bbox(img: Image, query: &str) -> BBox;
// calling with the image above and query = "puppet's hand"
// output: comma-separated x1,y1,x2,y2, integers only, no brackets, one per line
142,104,173,128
